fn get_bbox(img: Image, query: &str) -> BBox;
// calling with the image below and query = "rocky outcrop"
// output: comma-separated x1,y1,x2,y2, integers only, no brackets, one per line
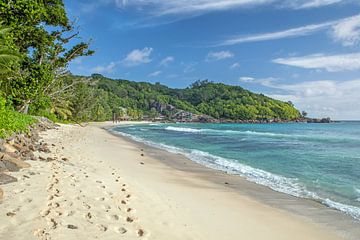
0,117,58,200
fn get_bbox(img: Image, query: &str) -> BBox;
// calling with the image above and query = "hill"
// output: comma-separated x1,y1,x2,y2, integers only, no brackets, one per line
67,74,300,122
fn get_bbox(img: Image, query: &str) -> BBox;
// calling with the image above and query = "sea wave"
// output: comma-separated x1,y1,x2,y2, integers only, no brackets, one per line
110,128,360,221
165,126,202,133
164,126,360,143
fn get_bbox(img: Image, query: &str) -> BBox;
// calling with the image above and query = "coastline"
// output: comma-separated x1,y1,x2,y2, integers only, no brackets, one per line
0,122,358,239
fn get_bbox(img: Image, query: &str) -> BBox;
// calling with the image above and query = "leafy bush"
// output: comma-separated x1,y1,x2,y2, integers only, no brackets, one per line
0,96,36,138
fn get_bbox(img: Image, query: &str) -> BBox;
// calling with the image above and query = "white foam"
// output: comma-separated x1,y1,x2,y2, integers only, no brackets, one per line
165,126,202,133
110,127,360,221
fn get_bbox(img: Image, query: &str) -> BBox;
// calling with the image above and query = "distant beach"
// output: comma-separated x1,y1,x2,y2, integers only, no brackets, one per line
1,122,358,239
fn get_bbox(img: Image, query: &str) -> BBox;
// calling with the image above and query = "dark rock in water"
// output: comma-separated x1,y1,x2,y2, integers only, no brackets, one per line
0,173,17,185
46,157,54,162
38,156,46,161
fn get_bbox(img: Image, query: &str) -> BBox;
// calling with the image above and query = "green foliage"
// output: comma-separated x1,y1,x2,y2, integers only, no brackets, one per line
68,75,300,122
0,0,93,113
0,96,36,138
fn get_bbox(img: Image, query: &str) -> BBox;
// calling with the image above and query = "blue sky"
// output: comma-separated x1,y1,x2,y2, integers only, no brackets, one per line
65,0,360,120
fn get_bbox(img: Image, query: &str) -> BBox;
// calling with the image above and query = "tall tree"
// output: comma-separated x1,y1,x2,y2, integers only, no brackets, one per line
0,0,93,113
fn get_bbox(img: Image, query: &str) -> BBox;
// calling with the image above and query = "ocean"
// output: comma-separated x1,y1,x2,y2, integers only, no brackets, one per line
111,122,360,221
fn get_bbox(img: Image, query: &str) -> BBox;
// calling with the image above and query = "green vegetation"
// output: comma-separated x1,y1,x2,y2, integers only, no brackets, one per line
0,96,36,138
0,0,301,139
66,75,300,121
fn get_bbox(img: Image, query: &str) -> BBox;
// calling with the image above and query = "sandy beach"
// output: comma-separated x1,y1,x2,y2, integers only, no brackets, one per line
0,122,358,240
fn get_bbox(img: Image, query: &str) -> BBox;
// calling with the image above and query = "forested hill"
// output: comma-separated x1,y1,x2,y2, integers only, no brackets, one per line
69,74,300,122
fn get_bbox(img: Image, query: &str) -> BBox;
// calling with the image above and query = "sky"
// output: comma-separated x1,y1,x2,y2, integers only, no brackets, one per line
65,0,360,120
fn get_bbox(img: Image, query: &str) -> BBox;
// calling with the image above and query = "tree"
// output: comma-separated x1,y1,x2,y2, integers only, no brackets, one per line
301,111,308,118
0,0,93,113
0,25,20,78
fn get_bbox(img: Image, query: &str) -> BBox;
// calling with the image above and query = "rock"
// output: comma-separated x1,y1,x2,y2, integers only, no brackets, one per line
0,152,31,171
38,156,46,161
3,143,17,153
0,173,17,185
46,157,54,162
28,145,35,151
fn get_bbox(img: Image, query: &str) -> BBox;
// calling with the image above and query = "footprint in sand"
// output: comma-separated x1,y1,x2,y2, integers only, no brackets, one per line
114,227,127,234
82,202,91,209
96,224,108,232
96,197,105,201
40,209,50,217
106,214,119,221
126,216,135,223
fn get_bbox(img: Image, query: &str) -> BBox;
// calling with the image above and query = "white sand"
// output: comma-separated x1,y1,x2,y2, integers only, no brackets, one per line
0,122,345,240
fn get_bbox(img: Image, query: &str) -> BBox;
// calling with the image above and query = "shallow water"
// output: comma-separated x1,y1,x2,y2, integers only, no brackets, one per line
111,122,360,220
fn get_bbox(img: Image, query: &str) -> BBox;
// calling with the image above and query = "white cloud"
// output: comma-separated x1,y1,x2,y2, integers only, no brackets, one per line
219,21,333,46
160,56,175,66
116,0,275,16
206,51,234,61
283,0,344,9
148,70,162,77
239,76,255,82
331,14,360,46
115,0,350,16
92,62,117,73
266,79,360,120
218,14,360,46
272,52,360,72
230,62,241,69
122,47,153,67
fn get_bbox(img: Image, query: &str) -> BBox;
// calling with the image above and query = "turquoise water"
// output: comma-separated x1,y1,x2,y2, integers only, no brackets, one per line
111,122,360,220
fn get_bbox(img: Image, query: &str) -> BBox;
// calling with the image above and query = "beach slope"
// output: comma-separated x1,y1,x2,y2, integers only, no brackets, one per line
0,123,346,240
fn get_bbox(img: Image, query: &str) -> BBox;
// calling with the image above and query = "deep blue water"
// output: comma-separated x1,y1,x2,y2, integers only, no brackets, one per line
111,122,360,220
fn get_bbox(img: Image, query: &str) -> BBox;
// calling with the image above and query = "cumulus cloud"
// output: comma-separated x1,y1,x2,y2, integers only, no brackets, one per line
122,47,153,67
92,62,117,73
160,56,175,66
148,70,162,77
239,76,255,82
266,79,360,120
230,62,241,69
206,51,234,61
272,52,360,72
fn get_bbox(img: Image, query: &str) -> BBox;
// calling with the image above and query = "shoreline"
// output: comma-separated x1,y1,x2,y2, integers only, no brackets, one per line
107,123,360,239
0,122,358,239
